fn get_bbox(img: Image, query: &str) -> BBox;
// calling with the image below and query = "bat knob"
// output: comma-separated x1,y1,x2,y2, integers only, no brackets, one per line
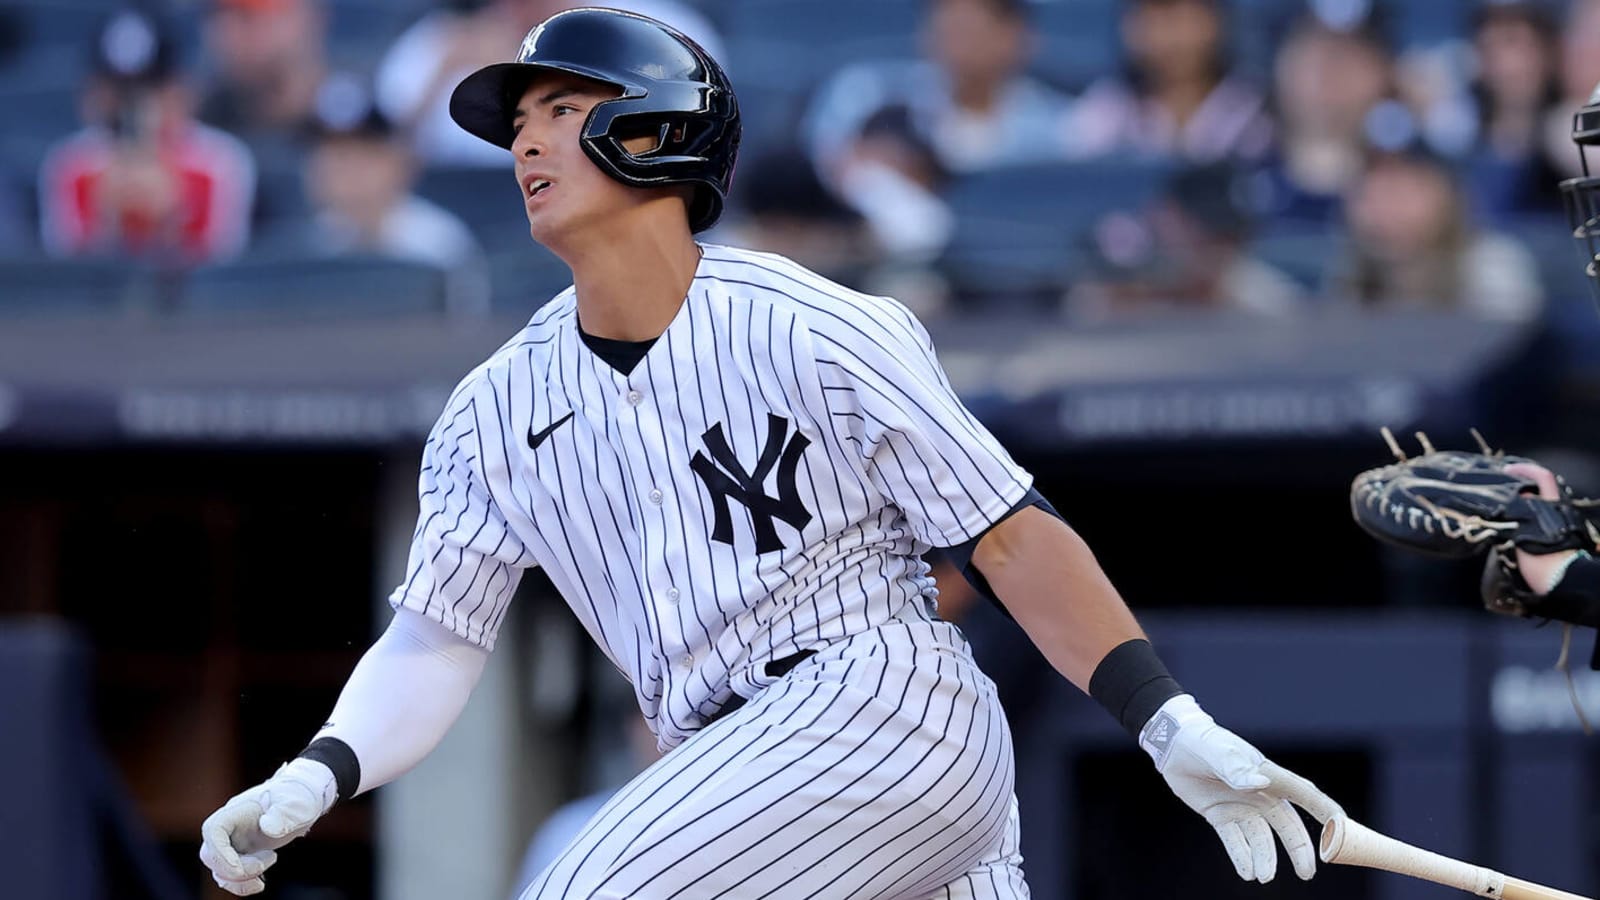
1319,815,1347,864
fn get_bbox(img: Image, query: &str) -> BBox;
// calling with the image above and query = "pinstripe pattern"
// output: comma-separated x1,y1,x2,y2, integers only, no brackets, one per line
520,621,1027,899
389,244,1032,894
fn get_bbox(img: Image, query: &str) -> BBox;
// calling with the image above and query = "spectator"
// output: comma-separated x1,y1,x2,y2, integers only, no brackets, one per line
804,0,1072,176
822,103,957,263
1069,0,1273,165
196,0,329,144
1065,163,1305,320
285,73,490,316
718,149,877,285
1463,0,1567,221
38,7,255,265
195,0,330,234
1260,16,1394,224
802,0,1072,260
717,146,957,316
1333,119,1543,320
1542,0,1600,182
376,0,724,167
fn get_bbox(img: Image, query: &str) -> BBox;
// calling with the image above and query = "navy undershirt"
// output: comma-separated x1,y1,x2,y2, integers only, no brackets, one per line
581,329,657,375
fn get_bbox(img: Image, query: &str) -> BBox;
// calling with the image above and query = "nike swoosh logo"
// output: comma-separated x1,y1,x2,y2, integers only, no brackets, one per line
526,412,574,450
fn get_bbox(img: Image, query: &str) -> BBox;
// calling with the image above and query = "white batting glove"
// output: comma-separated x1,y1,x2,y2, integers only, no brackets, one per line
1142,695,1343,884
198,758,338,896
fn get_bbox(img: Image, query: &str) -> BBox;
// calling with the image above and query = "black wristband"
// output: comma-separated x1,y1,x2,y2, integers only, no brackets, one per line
1088,639,1185,739
1546,554,1600,631
299,737,361,803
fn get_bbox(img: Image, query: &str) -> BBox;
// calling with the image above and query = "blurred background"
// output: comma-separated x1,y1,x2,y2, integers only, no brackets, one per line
1,0,1598,897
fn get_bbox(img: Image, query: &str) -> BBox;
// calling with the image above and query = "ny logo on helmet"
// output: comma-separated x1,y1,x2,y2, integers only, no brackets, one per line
691,414,812,553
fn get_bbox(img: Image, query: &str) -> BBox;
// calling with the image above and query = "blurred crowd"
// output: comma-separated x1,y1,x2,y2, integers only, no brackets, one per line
0,0,1593,320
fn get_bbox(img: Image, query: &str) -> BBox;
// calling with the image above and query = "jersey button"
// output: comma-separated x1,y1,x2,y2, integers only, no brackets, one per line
666,587,680,603
648,488,664,504
679,655,693,669
625,390,643,406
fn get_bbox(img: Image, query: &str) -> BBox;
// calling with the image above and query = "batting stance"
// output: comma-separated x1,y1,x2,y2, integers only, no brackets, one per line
200,9,1339,897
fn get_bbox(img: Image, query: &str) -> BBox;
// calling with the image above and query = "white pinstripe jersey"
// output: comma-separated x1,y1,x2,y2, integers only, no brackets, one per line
390,244,1032,748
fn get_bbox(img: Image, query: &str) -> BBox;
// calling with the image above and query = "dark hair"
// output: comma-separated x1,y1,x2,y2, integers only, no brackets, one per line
857,103,950,185
89,7,179,86
1469,0,1562,129
1120,0,1232,99
925,0,1031,23
1165,162,1256,239
1277,11,1392,59
734,150,861,224
1472,0,1559,37
308,71,395,141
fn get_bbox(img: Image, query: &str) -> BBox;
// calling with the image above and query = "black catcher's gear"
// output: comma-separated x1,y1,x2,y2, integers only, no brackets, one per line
1561,82,1600,312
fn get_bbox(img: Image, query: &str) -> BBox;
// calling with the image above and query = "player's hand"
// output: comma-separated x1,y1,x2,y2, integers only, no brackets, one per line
1142,695,1343,884
199,758,338,896
1503,462,1584,595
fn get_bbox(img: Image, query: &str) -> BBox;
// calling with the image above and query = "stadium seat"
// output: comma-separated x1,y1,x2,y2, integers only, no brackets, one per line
415,166,527,234
935,159,1157,304
179,254,450,318
0,257,142,315
717,0,920,108
484,241,571,314
8,1,110,50
0,88,80,161
1030,0,1121,90
1390,0,1470,48
0,43,84,95
936,158,1173,305
1248,224,1340,292
944,158,1172,238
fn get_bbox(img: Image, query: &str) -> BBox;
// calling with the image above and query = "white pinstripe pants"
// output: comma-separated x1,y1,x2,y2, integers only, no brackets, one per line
520,621,1030,899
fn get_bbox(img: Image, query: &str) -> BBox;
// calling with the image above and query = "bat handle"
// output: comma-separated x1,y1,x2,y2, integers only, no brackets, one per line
1502,876,1596,900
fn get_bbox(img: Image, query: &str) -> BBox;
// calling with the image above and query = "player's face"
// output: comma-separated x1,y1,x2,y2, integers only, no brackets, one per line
509,72,663,246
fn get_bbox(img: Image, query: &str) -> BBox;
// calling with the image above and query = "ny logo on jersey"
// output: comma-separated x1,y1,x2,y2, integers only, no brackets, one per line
691,414,813,553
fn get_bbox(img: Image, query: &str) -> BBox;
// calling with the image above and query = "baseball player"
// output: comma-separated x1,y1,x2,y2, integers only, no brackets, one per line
1477,79,1600,632
1345,85,1600,660
200,8,1340,898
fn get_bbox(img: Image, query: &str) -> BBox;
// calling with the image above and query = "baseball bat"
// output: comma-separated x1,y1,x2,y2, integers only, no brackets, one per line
1318,816,1593,900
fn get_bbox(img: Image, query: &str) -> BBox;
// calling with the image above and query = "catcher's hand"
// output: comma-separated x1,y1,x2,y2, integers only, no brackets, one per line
1142,695,1343,883
1349,430,1598,560
1480,463,1600,630
199,758,337,896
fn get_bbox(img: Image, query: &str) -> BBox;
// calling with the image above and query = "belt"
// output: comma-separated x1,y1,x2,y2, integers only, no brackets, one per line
706,650,816,725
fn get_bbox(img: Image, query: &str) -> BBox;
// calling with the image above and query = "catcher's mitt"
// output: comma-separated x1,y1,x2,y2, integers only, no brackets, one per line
1349,429,1599,560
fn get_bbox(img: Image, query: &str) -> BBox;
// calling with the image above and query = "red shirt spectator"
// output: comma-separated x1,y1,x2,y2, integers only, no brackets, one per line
40,124,254,263
37,8,255,264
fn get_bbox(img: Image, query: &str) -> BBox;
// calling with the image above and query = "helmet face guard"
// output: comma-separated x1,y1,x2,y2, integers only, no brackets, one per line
1562,99,1600,314
449,8,740,232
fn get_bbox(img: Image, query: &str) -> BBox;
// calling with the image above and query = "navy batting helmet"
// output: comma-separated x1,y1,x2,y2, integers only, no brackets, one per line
449,7,740,233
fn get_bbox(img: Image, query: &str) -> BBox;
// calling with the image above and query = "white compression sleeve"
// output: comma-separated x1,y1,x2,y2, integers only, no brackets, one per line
314,608,490,795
